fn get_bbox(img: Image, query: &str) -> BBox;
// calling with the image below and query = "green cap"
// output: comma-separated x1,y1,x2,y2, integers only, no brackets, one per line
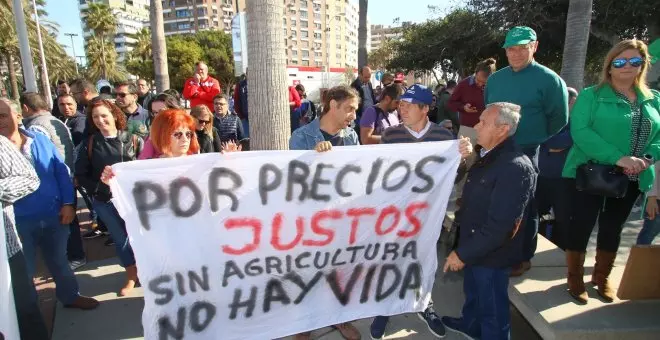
648,38,660,65
503,26,537,48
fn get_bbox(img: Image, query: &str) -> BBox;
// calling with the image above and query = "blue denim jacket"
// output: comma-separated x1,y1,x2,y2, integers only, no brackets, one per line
289,118,359,150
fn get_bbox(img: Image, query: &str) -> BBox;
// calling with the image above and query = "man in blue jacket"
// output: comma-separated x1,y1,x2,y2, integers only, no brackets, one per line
441,102,537,340
0,99,99,310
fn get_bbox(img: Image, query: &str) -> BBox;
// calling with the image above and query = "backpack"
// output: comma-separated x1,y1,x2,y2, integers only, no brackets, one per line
87,133,139,160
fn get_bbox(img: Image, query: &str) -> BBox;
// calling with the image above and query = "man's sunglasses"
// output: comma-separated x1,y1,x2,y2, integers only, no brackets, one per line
116,92,133,98
611,57,644,69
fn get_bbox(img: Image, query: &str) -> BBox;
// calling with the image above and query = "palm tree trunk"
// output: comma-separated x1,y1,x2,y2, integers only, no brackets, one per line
560,0,593,90
357,0,368,68
100,33,108,80
246,0,289,150
150,0,170,92
6,53,19,100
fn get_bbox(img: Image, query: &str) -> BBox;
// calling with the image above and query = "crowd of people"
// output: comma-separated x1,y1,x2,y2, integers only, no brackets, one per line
1,25,659,340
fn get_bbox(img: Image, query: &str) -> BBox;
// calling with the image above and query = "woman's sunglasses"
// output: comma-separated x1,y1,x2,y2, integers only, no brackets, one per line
197,119,210,125
611,57,644,69
172,131,194,140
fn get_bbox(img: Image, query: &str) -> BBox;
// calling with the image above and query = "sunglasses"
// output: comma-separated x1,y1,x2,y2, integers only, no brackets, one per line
197,119,210,124
611,57,644,69
116,92,133,98
172,131,194,140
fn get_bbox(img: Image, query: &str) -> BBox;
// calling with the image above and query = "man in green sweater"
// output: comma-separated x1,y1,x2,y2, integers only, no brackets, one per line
485,26,569,276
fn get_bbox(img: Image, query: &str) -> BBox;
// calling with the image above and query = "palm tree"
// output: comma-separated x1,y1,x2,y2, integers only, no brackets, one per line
150,0,169,92
85,36,127,82
127,27,151,61
560,0,593,90
82,2,116,80
357,0,368,68
246,0,290,150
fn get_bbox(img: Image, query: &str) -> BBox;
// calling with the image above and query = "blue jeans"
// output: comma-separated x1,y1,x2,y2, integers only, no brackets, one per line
241,118,250,138
17,215,81,305
637,200,660,245
461,266,511,340
521,146,539,262
93,199,135,267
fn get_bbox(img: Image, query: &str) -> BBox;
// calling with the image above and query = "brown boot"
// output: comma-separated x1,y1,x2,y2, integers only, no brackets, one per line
119,265,139,296
566,251,588,304
591,249,616,303
65,295,100,310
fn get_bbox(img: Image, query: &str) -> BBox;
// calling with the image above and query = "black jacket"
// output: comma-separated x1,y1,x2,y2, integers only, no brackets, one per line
350,78,377,118
455,138,537,269
64,111,88,146
74,131,144,202
197,128,222,153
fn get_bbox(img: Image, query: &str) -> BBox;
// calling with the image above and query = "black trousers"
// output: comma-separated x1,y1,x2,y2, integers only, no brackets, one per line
536,176,571,249
9,250,49,340
564,178,640,252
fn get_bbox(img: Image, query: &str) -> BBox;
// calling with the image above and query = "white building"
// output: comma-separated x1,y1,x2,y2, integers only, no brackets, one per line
78,0,150,62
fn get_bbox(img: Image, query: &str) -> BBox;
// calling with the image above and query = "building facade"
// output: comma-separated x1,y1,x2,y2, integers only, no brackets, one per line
282,0,369,69
161,0,242,36
370,21,411,51
78,0,150,62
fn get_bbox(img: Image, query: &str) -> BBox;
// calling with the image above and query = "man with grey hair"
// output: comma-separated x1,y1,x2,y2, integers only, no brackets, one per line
441,102,537,340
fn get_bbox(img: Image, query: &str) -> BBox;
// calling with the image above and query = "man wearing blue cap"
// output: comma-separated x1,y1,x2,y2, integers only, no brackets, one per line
370,84,473,339
484,26,569,276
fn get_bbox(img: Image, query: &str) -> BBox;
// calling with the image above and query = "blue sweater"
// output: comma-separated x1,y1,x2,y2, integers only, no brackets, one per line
485,61,569,148
14,129,75,221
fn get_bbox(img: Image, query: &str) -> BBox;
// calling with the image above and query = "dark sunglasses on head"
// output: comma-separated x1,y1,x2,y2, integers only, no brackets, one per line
611,56,644,69
172,131,194,139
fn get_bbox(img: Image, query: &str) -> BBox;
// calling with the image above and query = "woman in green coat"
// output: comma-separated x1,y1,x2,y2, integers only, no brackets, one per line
562,39,660,304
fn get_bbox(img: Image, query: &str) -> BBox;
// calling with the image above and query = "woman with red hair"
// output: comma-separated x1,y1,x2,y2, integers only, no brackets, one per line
149,108,201,157
74,99,143,296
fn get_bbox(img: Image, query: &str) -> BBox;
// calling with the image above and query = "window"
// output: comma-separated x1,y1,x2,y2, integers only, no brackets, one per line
178,23,191,30
300,10,308,18
292,50,298,56
291,59,299,65
302,50,309,57
301,20,308,27
314,13,321,19
283,18,287,25
284,28,287,34
314,51,322,57
176,10,191,18
300,0,308,6
301,31,309,38
291,19,296,27
314,23,321,29
315,61,322,66
314,32,322,39
303,60,309,66
197,8,206,16
302,41,308,47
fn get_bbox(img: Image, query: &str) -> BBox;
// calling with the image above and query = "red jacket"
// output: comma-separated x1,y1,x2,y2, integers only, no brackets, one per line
182,76,221,111
447,75,485,127
288,86,301,110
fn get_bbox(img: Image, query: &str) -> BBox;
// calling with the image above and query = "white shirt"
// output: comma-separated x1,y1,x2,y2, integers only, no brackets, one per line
404,120,432,139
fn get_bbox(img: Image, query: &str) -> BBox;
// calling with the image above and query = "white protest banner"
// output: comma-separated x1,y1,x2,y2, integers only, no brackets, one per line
110,141,460,340
1,211,21,340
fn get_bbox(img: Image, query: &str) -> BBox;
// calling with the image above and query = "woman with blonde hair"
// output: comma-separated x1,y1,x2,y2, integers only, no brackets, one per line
190,104,222,153
562,39,660,303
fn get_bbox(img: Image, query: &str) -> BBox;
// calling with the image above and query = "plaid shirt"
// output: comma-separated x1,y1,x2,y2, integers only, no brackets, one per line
0,135,40,257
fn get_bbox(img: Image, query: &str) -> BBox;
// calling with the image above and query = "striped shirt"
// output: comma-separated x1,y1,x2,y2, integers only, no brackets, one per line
381,121,455,144
0,135,40,257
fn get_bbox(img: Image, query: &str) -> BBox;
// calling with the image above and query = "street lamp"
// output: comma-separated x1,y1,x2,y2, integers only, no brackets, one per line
65,33,79,75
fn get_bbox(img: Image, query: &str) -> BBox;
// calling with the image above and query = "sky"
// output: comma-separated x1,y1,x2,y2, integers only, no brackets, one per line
46,0,455,59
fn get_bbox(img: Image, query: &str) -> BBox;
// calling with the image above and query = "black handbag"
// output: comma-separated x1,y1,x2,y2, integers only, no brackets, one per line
576,92,645,198
576,162,628,198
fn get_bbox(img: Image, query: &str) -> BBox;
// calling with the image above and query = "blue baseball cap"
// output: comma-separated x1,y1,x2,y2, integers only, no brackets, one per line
400,84,433,106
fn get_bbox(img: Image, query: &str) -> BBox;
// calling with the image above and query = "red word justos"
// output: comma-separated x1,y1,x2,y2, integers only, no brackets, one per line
219,202,428,255
131,156,445,232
